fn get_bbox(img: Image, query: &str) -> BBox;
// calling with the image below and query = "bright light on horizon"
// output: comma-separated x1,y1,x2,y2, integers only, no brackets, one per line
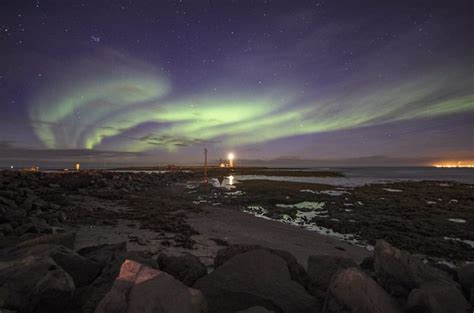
228,152,235,160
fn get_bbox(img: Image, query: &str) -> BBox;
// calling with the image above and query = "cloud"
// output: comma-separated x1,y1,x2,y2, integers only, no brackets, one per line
0,140,146,161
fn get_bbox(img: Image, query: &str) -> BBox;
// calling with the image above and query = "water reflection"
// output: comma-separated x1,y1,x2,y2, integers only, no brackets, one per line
211,175,236,189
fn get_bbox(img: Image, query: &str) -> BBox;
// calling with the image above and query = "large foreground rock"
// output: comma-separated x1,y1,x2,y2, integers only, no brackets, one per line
307,255,358,299
374,240,470,312
237,307,275,313
0,255,75,313
458,263,474,294
406,282,472,313
96,259,207,313
323,267,401,313
214,244,308,288
374,240,460,295
78,242,126,266
158,253,207,286
0,243,101,287
74,242,127,313
195,249,319,313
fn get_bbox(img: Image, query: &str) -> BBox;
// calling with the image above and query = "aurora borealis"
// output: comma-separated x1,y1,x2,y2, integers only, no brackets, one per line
0,1,473,166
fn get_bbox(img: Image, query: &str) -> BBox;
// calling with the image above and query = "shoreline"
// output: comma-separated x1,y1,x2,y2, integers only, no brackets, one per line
1,170,472,263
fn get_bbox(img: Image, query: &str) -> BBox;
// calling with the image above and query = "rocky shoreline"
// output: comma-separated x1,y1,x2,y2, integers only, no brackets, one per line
195,179,474,262
0,170,473,312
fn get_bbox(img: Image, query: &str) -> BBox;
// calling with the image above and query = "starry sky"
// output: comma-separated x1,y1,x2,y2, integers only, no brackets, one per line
0,0,473,167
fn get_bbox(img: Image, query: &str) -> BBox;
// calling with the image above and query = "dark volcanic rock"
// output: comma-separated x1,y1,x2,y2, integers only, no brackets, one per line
20,196,35,212
428,261,457,280
96,259,207,313
0,243,101,288
195,249,319,313
458,263,474,294
12,216,52,236
78,242,127,267
0,206,26,224
214,244,309,288
0,223,13,235
470,288,474,306
0,196,17,209
322,267,401,313
373,240,460,299
158,253,207,286
406,282,471,313
306,255,358,300
359,255,374,271
0,255,75,313
126,250,159,270
75,242,127,313
237,307,275,313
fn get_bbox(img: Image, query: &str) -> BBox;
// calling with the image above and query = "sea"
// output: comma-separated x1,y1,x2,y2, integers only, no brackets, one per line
230,167,474,186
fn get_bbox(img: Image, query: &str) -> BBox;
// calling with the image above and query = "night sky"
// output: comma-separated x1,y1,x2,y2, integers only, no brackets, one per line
1,0,473,166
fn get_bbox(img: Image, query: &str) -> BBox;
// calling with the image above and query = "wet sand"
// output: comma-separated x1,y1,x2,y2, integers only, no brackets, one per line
187,205,369,267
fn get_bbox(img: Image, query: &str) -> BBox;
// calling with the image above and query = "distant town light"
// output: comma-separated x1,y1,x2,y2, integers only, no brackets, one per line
75,163,80,171
432,161,473,168
10,165,13,169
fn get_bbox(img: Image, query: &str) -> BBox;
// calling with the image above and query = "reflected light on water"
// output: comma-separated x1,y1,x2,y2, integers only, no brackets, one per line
228,175,234,185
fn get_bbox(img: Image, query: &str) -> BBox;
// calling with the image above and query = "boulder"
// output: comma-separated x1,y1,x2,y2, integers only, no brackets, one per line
359,255,374,271
428,262,457,280
0,190,16,200
470,287,474,306
122,250,157,269
0,207,26,224
458,263,474,294
95,259,207,313
31,199,48,211
75,242,128,313
194,249,319,313
322,267,401,313
48,217,62,227
237,307,275,313
12,218,52,236
78,242,127,267
20,197,35,212
0,223,13,235
307,255,358,299
0,255,75,313
406,282,471,313
158,253,207,286
0,243,101,287
373,240,459,299
214,244,308,288
0,196,17,209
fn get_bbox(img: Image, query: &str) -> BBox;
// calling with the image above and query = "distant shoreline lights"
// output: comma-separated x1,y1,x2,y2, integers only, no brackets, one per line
432,161,474,168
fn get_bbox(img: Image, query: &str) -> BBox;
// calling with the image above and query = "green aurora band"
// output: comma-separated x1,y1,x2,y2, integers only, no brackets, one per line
29,63,474,153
